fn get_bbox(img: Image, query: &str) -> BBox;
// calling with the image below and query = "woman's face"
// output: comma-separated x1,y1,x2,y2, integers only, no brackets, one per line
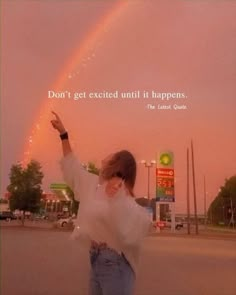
105,176,123,197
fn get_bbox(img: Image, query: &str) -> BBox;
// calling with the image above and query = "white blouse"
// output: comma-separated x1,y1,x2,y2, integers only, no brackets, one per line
60,152,150,275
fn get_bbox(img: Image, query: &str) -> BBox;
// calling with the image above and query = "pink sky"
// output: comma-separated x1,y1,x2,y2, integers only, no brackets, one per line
1,0,236,213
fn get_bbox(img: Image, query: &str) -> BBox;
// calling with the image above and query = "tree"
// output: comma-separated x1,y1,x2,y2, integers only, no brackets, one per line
208,175,236,225
7,160,44,225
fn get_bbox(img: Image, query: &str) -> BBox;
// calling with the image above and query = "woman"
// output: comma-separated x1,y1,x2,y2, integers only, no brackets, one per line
51,111,150,295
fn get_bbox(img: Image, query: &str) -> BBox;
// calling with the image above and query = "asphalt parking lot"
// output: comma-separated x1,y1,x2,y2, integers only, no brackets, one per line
1,223,236,295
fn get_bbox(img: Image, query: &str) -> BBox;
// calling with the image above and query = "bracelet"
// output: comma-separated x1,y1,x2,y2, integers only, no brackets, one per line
60,131,68,140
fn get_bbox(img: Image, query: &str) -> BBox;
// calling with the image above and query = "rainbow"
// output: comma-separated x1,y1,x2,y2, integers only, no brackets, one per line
22,1,128,165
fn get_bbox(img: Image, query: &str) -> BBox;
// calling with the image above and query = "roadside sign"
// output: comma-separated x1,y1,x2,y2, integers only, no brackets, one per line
50,183,68,190
159,152,174,168
156,152,175,202
156,168,174,177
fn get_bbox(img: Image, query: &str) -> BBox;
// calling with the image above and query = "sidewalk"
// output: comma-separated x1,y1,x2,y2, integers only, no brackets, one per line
149,225,236,241
0,220,70,231
2,220,236,241
206,225,236,233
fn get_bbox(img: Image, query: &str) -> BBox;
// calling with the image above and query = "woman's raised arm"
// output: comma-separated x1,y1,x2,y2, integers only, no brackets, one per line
51,111,72,157
51,111,98,201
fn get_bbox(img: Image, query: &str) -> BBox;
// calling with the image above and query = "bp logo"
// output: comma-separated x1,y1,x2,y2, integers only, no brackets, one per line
159,153,173,166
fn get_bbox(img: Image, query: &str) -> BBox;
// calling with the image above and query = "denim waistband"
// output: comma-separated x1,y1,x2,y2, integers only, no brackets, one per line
90,241,122,256
89,241,133,272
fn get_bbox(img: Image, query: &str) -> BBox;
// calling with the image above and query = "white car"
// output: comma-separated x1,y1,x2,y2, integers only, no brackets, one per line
57,216,76,227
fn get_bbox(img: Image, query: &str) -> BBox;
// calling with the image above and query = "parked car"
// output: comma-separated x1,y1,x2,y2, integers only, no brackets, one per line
0,211,17,221
41,214,50,220
57,213,70,220
153,219,183,230
153,220,165,229
56,216,77,227
31,214,49,221
164,219,183,230
14,211,31,220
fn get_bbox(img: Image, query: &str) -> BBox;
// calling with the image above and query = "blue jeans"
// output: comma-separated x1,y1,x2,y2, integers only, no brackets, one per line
89,247,135,295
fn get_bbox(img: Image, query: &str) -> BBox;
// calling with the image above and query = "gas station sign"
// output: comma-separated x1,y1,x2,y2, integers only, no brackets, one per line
156,152,175,202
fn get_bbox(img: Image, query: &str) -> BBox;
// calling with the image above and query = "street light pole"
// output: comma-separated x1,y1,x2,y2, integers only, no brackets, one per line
141,160,156,200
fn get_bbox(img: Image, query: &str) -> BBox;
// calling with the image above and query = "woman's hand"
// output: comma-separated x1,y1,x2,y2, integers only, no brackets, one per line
51,111,66,134
51,111,72,156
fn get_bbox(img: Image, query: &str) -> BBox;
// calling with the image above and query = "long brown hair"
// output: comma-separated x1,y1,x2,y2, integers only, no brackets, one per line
101,150,137,197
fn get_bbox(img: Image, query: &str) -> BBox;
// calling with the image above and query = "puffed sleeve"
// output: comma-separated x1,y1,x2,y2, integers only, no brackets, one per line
119,198,151,245
109,189,151,246
59,152,98,202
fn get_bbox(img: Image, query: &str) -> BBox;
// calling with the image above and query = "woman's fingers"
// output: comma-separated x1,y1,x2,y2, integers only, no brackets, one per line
51,111,61,122
51,120,59,129
51,111,66,133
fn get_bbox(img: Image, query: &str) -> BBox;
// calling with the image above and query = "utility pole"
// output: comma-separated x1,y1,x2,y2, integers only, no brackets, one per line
186,148,190,234
204,175,207,229
191,140,199,234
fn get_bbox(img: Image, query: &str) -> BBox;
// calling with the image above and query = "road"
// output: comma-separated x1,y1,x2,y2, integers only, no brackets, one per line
1,227,236,295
